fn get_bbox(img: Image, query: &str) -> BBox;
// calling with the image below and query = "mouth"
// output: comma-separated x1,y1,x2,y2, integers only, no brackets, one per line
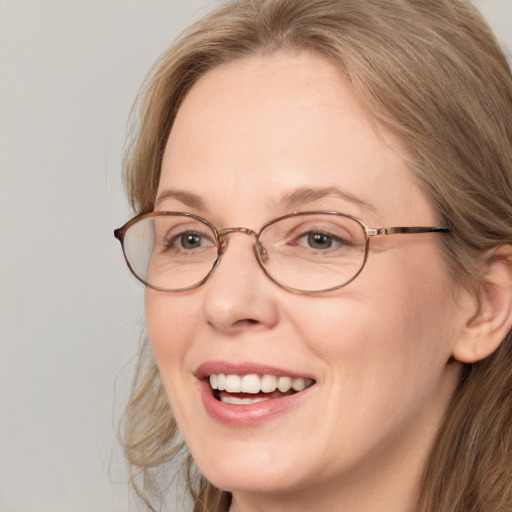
196,363,317,426
208,373,315,405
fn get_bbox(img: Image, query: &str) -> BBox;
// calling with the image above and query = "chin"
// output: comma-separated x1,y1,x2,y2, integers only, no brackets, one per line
203,465,299,495
188,439,307,495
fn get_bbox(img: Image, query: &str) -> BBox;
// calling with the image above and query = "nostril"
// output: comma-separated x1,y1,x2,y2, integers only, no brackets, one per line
234,318,260,327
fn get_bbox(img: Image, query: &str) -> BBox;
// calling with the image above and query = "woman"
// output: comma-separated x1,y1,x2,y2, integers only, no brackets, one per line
114,0,512,510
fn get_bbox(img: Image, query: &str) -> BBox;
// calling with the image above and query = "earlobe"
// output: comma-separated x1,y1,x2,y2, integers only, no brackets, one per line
453,246,512,364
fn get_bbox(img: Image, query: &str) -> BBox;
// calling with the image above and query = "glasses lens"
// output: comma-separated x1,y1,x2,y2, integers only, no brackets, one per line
258,213,367,292
123,214,219,291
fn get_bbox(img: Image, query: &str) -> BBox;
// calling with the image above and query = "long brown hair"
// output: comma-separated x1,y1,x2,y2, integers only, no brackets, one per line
120,1,512,510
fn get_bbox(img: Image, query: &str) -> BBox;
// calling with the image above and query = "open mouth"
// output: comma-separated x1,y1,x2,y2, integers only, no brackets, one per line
209,373,315,405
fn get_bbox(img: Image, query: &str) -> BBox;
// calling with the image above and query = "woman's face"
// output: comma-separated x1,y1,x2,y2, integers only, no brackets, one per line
146,51,466,507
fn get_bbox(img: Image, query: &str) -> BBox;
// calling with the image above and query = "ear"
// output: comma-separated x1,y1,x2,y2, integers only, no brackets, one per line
453,246,512,364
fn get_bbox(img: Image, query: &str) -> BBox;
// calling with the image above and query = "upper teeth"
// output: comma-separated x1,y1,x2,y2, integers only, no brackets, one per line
209,374,311,394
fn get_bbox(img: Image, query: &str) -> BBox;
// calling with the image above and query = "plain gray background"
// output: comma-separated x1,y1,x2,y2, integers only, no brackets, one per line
1,1,510,511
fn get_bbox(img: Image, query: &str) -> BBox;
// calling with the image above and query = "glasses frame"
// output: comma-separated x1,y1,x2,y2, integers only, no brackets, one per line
114,210,449,294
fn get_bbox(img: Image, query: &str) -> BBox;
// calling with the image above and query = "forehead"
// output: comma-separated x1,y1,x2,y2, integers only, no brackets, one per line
159,51,434,226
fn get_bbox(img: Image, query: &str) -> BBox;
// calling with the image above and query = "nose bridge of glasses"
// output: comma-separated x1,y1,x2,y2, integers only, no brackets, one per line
217,227,259,254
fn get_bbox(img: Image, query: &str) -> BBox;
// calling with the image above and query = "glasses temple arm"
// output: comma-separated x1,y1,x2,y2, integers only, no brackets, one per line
368,226,450,236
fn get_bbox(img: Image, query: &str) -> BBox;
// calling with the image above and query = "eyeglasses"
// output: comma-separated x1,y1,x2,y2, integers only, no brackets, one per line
114,211,449,294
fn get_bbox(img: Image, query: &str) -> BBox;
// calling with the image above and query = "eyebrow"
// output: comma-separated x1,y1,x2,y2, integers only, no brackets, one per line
155,189,205,210
154,185,376,213
279,186,377,212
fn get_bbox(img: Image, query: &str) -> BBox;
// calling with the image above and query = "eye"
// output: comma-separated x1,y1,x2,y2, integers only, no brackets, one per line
297,230,349,250
303,232,336,250
265,216,360,256
178,232,204,249
167,230,214,251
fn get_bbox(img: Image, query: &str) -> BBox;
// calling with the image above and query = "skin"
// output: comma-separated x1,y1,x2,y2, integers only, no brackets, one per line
145,51,471,512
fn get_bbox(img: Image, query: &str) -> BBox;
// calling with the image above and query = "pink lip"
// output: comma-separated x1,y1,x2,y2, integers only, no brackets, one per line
195,361,316,427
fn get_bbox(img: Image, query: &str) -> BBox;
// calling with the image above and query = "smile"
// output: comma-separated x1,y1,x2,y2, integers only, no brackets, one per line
209,373,315,404
196,363,317,426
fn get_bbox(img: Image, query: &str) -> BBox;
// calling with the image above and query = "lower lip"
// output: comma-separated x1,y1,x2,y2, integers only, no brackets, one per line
199,381,315,427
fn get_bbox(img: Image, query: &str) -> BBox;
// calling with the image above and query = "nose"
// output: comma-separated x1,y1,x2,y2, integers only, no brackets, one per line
201,230,279,335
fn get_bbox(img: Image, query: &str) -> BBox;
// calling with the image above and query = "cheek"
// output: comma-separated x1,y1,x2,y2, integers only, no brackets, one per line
289,266,460,453
144,290,207,435
144,290,201,383
290,247,459,392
